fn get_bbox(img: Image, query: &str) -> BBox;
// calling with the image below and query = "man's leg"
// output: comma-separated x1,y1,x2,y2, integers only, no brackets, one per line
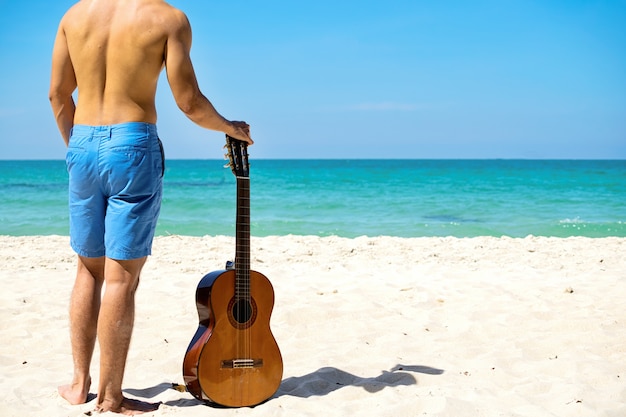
95,256,159,415
58,255,105,404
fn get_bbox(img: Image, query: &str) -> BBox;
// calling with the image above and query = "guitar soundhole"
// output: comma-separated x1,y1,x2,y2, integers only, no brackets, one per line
233,299,252,323
228,297,257,329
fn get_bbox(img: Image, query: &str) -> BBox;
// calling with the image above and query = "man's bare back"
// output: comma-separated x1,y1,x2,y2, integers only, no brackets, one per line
50,0,252,144
60,0,177,125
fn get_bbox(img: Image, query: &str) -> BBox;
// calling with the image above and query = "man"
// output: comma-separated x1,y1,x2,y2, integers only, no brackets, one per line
49,0,253,414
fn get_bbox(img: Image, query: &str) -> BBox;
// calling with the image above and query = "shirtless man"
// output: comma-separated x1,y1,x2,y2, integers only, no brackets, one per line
49,0,252,414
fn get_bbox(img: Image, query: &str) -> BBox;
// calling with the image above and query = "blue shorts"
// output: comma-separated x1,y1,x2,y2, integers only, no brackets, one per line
66,123,164,260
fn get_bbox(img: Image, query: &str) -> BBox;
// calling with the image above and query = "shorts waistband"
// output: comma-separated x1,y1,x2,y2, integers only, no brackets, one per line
71,122,157,137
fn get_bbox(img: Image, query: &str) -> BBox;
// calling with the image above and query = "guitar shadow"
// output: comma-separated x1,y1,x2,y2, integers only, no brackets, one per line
275,364,443,399
144,363,443,408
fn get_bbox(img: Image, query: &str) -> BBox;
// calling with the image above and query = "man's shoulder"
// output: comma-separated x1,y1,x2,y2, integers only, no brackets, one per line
144,1,190,32
160,3,190,27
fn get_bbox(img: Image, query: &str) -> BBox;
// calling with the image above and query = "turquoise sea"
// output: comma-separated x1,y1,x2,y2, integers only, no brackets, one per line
0,159,624,238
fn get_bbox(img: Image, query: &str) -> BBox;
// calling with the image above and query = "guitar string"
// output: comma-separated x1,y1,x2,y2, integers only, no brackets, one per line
244,179,251,384
245,179,251,398
237,176,252,397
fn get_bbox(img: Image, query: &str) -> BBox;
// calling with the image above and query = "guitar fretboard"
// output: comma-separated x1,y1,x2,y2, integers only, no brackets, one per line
235,176,251,300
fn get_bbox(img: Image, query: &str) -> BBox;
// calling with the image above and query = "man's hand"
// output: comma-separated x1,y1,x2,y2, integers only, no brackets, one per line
227,121,253,145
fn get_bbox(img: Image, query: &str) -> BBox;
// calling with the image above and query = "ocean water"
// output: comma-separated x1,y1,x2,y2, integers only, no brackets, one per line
0,159,624,238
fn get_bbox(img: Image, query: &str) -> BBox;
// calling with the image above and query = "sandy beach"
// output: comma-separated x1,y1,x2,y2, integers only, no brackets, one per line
0,235,624,416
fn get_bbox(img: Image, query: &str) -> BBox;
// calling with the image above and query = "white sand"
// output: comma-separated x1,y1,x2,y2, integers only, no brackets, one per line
0,235,625,416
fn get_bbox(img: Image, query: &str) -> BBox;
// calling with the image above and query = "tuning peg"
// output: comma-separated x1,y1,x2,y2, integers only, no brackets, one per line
223,163,231,169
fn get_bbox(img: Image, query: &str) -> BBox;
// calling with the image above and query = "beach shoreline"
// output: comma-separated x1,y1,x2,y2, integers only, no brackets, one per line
1,235,625,416
3,159,626,239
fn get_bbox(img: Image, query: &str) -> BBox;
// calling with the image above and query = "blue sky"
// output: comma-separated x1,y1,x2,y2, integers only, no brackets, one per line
0,0,624,159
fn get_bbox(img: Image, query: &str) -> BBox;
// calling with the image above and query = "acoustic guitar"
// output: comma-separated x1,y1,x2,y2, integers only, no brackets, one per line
182,135,283,407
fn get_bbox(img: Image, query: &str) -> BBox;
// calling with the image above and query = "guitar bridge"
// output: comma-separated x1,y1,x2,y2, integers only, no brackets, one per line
221,359,264,369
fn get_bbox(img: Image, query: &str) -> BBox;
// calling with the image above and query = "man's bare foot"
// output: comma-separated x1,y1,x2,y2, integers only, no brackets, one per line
58,377,91,405
95,397,160,415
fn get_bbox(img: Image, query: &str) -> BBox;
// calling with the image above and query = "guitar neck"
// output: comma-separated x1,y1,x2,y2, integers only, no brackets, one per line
235,176,251,299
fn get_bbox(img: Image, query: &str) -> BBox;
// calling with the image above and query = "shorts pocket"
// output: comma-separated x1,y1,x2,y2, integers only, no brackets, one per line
65,146,87,173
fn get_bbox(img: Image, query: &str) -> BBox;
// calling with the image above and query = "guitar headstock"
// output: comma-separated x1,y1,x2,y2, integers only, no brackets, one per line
225,135,250,178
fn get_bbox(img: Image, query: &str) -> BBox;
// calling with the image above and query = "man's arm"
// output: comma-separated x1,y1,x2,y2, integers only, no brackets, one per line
49,20,77,146
164,11,252,144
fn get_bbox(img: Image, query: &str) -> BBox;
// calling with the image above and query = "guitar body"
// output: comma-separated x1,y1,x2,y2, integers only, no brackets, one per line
183,135,283,407
183,269,283,407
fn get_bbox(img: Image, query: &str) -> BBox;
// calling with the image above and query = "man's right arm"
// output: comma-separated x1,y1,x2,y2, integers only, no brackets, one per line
49,18,77,146
164,11,252,144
